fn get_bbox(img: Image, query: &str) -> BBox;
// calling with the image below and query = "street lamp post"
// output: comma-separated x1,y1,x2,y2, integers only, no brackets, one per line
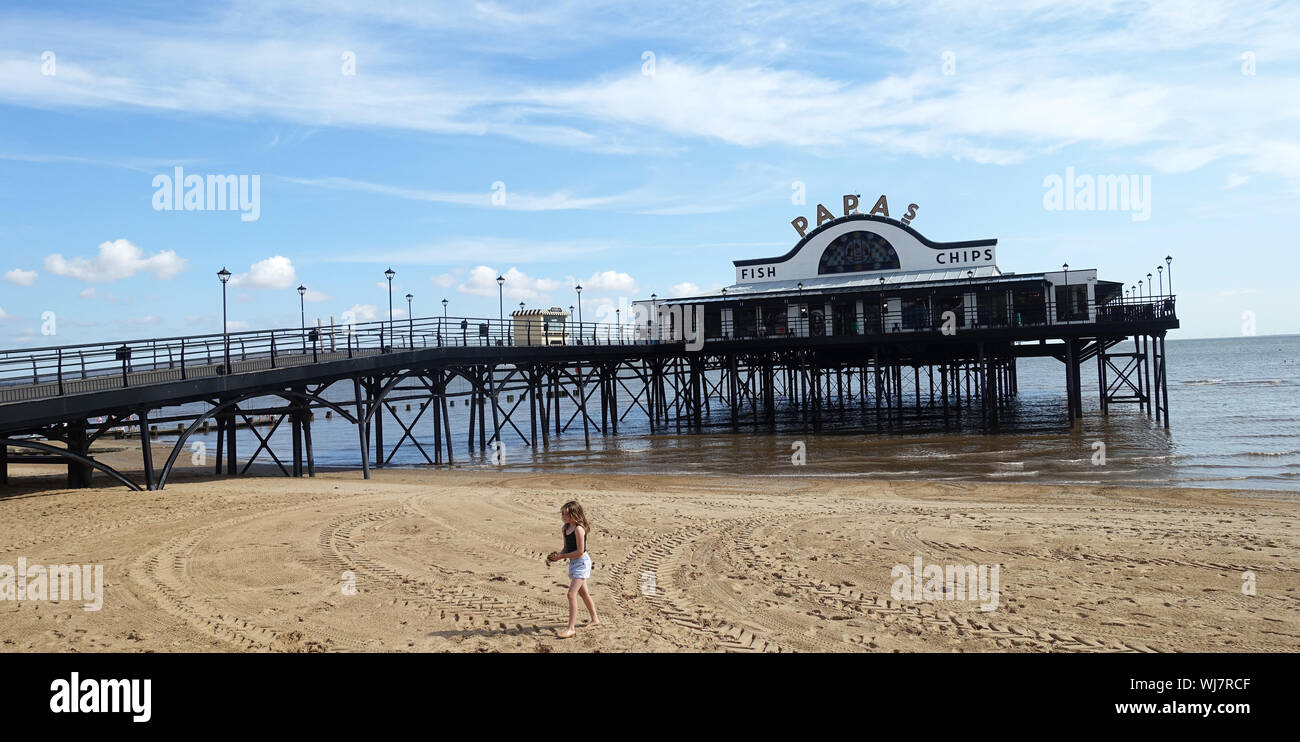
720,288,727,338
384,268,395,349
796,282,803,336
218,268,232,370
1146,272,1152,299
650,293,657,342
297,284,307,353
1157,265,1164,297
879,276,887,333
616,308,621,343
406,293,413,348
496,274,505,326
440,298,448,347
1060,263,1069,320
575,284,583,343
1165,255,1173,295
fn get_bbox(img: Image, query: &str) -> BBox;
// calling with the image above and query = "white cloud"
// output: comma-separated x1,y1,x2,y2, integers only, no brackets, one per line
671,282,703,296
0,306,8,319
303,289,329,302
3,268,37,286
229,255,297,289
44,239,186,283
431,273,457,289
461,266,559,301
1226,173,1249,189
1,1,1299,194
79,287,95,298
581,270,637,293
286,176,634,211
320,237,614,266
342,303,379,322
225,320,250,331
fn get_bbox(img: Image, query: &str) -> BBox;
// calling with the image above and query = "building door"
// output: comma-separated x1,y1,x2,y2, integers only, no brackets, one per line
832,303,858,336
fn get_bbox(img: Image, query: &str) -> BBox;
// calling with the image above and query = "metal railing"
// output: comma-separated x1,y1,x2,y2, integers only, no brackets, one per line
0,315,643,404
0,295,1175,405
709,295,1176,340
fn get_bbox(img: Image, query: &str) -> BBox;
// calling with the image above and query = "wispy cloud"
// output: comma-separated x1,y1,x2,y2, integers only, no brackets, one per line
313,237,618,265
283,176,635,211
0,1,1296,184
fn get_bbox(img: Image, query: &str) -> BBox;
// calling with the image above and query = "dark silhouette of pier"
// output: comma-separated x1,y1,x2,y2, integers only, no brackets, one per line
0,293,1177,491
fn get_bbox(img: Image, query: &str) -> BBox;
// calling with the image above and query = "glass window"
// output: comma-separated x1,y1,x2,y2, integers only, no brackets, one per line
1054,285,1088,322
818,230,901,274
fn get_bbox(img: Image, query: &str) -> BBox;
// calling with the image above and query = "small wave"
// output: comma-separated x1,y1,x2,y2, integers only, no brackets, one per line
986,470,1040,478
1183,378,1290,387
995,462,1025,470
895,452,961,459
1242,449,1300,457
1124,455,1181,462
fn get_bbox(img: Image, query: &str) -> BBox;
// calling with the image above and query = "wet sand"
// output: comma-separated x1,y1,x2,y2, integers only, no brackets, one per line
1,450,1298,652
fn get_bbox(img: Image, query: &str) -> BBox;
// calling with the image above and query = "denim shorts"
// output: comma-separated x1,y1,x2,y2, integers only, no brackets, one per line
568,552,592,580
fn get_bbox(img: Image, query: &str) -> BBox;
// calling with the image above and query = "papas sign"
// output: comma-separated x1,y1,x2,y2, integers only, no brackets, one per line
792,194,918,238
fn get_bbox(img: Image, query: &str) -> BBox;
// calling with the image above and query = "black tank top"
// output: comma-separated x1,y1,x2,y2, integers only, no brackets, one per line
564,526,588,555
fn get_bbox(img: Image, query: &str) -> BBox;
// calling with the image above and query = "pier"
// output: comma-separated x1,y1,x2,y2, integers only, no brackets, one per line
0,214,1178,490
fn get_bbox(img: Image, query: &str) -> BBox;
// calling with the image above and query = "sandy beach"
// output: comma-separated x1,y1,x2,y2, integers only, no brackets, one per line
1,446,1298,653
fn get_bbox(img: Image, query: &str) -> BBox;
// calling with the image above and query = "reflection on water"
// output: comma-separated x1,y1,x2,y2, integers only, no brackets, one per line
172,335,1300,492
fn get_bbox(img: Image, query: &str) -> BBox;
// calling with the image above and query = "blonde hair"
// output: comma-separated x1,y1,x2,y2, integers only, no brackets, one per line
561,500,591,535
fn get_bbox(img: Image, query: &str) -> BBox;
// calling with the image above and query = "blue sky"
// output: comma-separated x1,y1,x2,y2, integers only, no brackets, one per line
1,0,1297,346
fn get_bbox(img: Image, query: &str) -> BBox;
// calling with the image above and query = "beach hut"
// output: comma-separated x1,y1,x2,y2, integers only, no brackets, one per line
511,307,570,346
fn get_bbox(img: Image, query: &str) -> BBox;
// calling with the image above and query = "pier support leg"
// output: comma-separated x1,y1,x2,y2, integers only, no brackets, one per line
1160,333,1171,429
139,408,156,490
67,421,93,488
373,380,385,468
225,405,237,476
353,377,370,480
1065,339,1077,425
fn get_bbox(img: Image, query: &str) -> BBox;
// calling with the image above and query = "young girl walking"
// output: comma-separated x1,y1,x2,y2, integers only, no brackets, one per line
546,500,600,638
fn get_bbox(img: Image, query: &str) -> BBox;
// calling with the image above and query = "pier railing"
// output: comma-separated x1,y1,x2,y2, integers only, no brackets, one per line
0,315,645,404
0,295,1174,405
710,295,1176,340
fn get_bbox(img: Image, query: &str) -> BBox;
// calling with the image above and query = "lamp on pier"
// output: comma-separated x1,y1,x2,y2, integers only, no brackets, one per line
496,274,505,325
384,267,396,349
298,284,308,353
217,267,232,371
406,293,414,348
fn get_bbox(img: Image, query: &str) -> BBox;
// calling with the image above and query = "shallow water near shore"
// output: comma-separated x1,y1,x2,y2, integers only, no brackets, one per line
171,334,1300,492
